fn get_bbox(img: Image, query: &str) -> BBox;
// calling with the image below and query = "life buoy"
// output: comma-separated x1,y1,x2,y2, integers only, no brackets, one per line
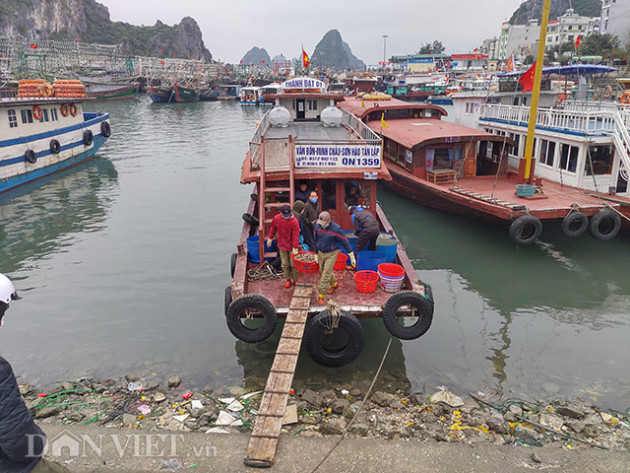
60,103,69,117
100,121,111,138
603,85,613,99
224,286,232,317
69,104,78,117
242,213,259,227
83,129,93,146
561,211,588,237
230,252,237,278
556,93,567,106
226,294,277,343
38,83,53,97
49,139,61,154
382,291,434,340
620,91,630,105
247,94,255,102
32,105,42,120
509,214,543,245
303,310,364,367
24,149,37,164
589,208,621,240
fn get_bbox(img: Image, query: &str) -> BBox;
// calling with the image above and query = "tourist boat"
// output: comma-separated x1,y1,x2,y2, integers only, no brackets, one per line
225,77,434,367
0,79,111,194
259,83,282,105
240,86,262,106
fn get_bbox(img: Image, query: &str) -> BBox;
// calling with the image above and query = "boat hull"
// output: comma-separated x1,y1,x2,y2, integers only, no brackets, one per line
173,85,200,103
150,87,173,103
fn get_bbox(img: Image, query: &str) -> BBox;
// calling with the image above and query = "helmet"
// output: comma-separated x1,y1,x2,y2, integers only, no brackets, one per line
0,273,21,304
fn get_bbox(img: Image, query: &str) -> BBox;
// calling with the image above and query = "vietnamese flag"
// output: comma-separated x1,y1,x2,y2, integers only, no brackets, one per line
575,34,581,48
518,62,537,92
302,49,310,68
30,43,37,49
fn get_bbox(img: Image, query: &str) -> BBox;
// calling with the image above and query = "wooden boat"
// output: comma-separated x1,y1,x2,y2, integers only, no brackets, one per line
81,79,139,101
225,77,434,367
173,83,200,103
149,86,173,103
1,79,111,194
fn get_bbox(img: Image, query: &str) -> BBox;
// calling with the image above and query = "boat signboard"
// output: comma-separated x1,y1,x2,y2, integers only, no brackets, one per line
295,144,381,168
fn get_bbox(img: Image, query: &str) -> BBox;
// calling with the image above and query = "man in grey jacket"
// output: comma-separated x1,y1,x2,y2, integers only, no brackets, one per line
0,273,71,473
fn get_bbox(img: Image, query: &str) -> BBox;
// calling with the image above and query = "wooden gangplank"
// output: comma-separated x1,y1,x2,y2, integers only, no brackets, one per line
244,283,313,468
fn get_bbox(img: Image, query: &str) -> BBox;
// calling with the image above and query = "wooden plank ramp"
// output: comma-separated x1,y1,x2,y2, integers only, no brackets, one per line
244,283,313,468
450,186,522,209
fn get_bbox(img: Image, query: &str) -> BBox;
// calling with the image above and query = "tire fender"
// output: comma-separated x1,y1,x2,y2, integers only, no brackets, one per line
230,252,237,278
589,208,621,241
101,121,112,138
303,310,364,367
382,291,433,340
49,139,61,154
83,129,94,146
561,211,588,237
226,294,277,343
24,149,37,164
224,286,232,317
509,214,542,245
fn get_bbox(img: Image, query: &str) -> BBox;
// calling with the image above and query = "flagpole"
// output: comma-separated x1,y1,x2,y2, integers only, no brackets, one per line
522,0,551,182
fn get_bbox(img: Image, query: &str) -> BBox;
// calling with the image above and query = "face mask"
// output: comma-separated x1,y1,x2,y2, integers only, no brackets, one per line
309,197,317,203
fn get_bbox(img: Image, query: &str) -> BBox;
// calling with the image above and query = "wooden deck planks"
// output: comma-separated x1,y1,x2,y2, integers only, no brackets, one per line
244,283,313,467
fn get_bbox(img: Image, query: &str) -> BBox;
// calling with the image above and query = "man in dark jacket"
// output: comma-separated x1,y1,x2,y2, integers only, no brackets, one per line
300,190,319,247
0,273,71,473
351,206,381,253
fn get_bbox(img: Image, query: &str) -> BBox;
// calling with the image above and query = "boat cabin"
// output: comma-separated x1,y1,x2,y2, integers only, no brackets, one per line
240,86,262,106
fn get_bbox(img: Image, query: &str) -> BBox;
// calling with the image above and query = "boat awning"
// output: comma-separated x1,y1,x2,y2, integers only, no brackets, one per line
339,97,447,120
496,64,619,78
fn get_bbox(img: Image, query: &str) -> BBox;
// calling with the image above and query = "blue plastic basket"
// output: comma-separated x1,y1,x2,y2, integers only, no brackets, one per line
515,184,537,197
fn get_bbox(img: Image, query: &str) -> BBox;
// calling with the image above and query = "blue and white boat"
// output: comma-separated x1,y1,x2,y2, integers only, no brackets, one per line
0,81,111,194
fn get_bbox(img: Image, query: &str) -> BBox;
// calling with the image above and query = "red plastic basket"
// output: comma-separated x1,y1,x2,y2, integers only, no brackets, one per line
333,252,349,270
354,270,379,294
377,263,405,278
291,251,319,273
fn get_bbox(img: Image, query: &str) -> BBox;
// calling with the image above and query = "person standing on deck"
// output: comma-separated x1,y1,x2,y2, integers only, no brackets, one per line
301,190,319,247
351,206,380,252
314,212,356,306
292,200,315,251
266,205,300,288
0,273,72,473
294,180,310,203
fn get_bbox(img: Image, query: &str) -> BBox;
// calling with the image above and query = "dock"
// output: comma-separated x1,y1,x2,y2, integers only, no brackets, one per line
244,283,313,468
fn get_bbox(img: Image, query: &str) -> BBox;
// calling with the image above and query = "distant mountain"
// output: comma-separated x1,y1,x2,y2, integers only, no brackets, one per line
510,0,602,25
0,0,212,60
310,29,364,70
241,47,272,66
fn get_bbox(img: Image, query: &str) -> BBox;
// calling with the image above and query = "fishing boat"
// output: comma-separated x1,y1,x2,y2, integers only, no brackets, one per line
81,78,139,101
149,85,173,103
225,77,434,367
240,86,262,106
0,79,111,194
172,83,200,103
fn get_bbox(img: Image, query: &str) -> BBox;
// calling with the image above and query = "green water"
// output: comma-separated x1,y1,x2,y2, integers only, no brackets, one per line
1,98,628,410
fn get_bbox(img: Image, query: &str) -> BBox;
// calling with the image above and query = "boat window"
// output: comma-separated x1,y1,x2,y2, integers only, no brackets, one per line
307,99,318,111
344,180,364,207
321,179,336,211
20,109,33,124
433,148,455,169
41,109,49,122
51,108,58,121
560,144,579,173
585,145,613,175
7,109,18,128
539,139,556,166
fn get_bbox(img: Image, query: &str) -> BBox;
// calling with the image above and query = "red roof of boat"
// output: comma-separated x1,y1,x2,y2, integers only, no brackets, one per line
340,96,447,120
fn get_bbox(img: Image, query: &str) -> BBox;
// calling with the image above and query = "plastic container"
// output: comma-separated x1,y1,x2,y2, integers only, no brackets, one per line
356,250,386,272
515,184,537,197
246,235,276,263
354,270,379,293
376,233,398,264
291,251,319,273
333,252,349,270
341,230,358,254
377,263,405,293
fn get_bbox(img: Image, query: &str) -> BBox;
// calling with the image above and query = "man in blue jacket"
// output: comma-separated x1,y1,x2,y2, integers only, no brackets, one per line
0,273,71,473
314,212,356,305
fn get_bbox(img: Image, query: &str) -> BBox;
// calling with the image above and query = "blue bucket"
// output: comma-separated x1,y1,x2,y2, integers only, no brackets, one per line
376,233,398,264
341,230,358,255
247,235,276,263
357,250,386,272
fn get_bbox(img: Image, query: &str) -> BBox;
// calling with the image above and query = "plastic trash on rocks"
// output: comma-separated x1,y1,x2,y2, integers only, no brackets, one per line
430,388,464,407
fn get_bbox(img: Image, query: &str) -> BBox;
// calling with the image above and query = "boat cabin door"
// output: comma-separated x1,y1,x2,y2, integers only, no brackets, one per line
296,99,306,120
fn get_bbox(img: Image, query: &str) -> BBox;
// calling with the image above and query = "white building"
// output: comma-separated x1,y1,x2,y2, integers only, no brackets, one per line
499,19,541,61
601,0,630,47
546,9,600,49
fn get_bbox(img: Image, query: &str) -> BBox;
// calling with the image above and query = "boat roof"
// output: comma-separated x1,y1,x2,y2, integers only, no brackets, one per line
340,96,447,120
496,64,619,78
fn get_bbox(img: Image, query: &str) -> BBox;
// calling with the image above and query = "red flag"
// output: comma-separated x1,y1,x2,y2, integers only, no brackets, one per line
575,34,581,48
518,62,537,92
30,43,37,49
302,49,310,68
506,53,514,72
160,49,164,53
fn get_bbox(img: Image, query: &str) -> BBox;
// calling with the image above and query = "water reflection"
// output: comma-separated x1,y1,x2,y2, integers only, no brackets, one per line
0,157,119,274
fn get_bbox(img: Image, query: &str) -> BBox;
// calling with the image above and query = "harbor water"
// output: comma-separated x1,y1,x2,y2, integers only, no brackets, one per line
1,98,629,411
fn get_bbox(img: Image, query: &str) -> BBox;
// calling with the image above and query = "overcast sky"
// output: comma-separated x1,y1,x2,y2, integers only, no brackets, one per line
97,0,525,64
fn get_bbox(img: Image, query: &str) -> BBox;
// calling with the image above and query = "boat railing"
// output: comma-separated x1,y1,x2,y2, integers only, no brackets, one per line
480,103,628,136
340,108,381,145
249,111,272,167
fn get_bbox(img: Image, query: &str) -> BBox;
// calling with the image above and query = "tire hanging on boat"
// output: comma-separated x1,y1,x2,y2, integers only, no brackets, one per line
230,252,237,278
226,294,277,343
49,139,61,154
101,121,111,138
242,213,259,227
303,310,364,367
589,208,621,241
509,214,542,245
561,211,588,237
83,129,93,146
382,291,434,340
224,286,232,317
24,149,37,164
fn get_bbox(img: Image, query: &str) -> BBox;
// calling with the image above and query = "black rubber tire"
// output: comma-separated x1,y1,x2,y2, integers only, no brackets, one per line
224,286,232,317
24,149,37,164
83,129,93,146
230,252,237,278
304,310,365,367
226,294,277,343
561,211,588,237
49,139,61,154
509,215,542,245
589,208,621,241
101,121,112,138
242,213,259,227
382,291,433,340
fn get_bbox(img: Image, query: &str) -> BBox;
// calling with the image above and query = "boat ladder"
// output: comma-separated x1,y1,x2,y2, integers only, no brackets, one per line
244,283,313,468
449,186,523,210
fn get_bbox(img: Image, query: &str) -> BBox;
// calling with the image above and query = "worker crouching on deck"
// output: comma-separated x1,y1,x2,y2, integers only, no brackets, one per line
266,205,300,288
314,212,356,305
351,206,380,252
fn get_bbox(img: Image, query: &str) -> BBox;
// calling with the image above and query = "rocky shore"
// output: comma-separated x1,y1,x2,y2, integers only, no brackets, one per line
22,374,629,452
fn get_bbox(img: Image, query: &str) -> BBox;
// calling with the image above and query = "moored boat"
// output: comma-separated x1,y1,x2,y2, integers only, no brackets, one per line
149,85,173,103
240,86,262,106
1,79,111,194
225,77,434,367
81,78,139,101
173,83,200,103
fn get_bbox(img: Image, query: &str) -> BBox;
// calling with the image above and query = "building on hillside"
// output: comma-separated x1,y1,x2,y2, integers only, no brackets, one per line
499,19,541,61
482,37,500,61
546,9,600,49
601,0,630,48
390,54,450,73
272,54,290,75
